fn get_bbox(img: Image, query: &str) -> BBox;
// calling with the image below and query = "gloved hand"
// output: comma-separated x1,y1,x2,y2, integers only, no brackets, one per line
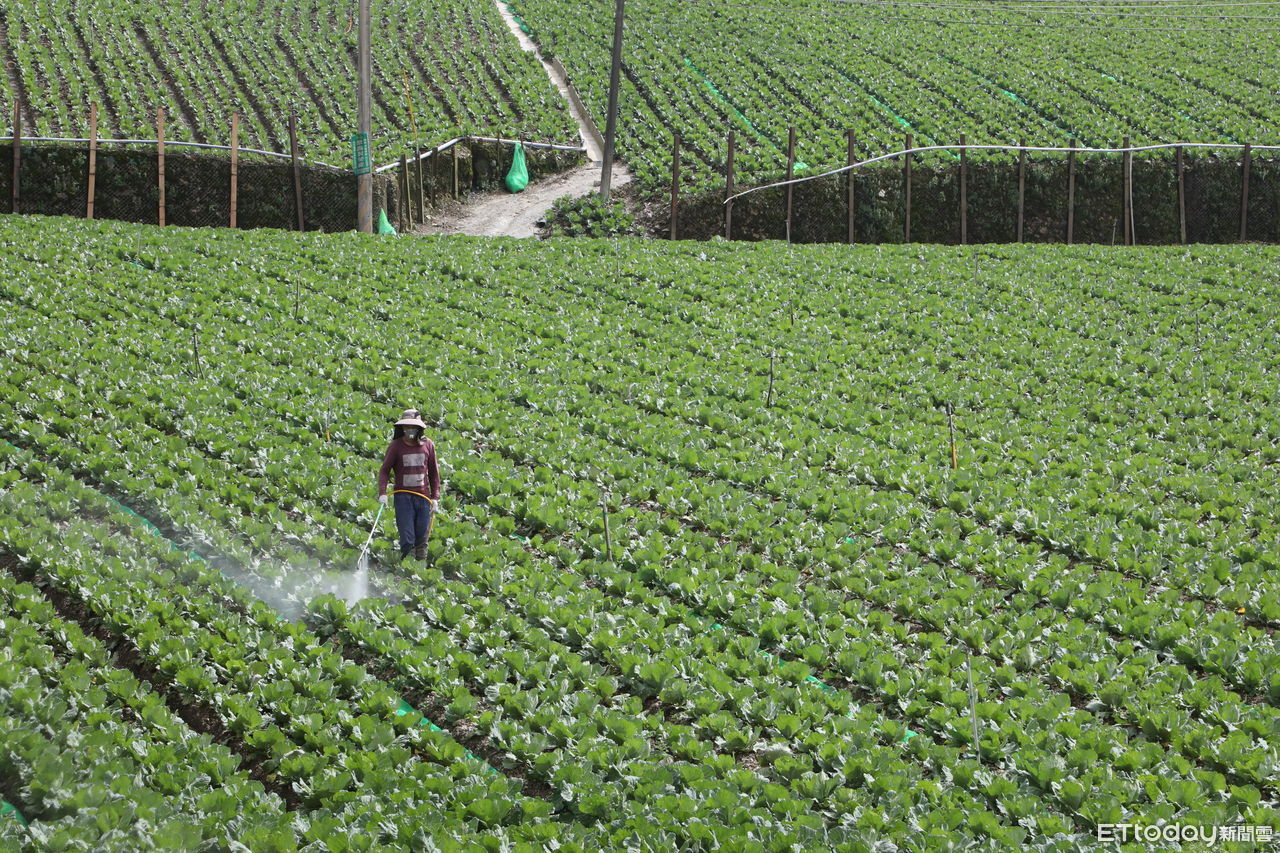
378,494,388,505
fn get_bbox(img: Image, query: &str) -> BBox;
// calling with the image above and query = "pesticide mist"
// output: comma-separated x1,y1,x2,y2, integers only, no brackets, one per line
214,554,384,622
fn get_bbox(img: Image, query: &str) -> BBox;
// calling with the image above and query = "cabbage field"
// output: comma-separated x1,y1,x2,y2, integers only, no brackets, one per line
1,215,1279,850
512,0,1280,189
1,0,576,161
6,0,1277,194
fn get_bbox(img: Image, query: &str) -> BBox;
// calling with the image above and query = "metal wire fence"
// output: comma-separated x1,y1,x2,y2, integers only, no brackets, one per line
668,138,1280,245
0,133,586,234
0,139,373,232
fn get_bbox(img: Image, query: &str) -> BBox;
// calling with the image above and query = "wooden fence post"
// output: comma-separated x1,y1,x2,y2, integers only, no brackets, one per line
784,126,796,243
230,112,239,228
1017,139,1027,243
1176,145,1186,244
904,133,913,242
12,101,20,214
157,108,166,227
86,103,98,219
1127,138,1137,244
1239,143,1251,242
958,133,967,245
724,129,735,240
399,153,409,231
1121,136,1131,245
289,114,305,231
669,132,680,240
1066,138,1076,245
846,130,855,244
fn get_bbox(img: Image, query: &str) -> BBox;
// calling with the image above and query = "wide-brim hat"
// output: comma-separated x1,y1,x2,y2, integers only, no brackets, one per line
394,409,427,430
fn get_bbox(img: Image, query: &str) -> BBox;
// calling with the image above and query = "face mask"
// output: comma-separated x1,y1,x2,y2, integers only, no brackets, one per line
405,429,420,439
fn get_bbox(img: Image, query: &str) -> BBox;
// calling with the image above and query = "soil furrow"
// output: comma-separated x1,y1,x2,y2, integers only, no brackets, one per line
0,9,37,132
133,23,205,142
273,35,344,139
208,31,282,151
0,548,301,810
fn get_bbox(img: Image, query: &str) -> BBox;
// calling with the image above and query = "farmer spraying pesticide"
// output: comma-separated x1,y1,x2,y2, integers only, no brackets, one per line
377,409,440,562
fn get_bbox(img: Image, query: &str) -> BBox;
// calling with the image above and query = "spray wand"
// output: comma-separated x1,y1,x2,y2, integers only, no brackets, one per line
358,502,385,569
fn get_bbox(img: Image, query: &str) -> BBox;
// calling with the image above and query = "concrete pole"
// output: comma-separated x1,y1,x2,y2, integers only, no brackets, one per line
599,0,624,200
356,0,373,233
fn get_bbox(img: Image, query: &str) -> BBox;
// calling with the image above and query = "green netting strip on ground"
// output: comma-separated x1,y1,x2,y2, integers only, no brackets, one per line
696,537,918,745
1,799,28,827
396,699,498,774
0,439,492,773
826,68,958,162
682,58,808,173
4,439,909,758
500,1,533,34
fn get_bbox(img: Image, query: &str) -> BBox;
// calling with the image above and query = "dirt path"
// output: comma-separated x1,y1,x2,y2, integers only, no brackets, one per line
415,162,630,237
413,0,632,237
495,0,604,162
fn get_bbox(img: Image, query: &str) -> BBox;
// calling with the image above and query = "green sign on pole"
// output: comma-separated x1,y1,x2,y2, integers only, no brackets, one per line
351,132,371,175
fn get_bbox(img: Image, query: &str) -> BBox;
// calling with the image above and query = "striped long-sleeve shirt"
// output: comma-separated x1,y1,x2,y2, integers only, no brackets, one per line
377,438,440,500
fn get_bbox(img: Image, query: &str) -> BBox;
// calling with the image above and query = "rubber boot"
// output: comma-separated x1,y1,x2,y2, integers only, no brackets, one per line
414,543,427,562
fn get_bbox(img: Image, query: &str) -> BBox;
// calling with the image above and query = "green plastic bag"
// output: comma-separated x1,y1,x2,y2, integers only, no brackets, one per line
1,799,27,827
505,142,529,193
377,209,397,235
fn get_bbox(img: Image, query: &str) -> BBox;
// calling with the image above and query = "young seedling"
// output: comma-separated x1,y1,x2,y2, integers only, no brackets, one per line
191,326,203,380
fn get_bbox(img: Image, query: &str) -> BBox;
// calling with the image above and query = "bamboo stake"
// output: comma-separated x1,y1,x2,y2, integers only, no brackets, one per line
947,402,958,470
229,112,239,228
784,126,796,243
11,101,20,214
1017,139,1027,243
724,130,735,239
904,133,913,242
967,655,980,756
1121,136,1132,245
399,152,409,231
958,133,967,245
289,114,305,231
1240,143,1251,242
846,130,856,244
86,104,98,219
1066,138,1076,244
1176,145,1186,244
670,132,681,240
601,496,612,562
766,353,776,408
451,141,459,199
417,146,427,218
157,108,166,227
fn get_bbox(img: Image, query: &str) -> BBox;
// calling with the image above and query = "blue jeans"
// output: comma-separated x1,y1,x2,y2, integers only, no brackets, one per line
393,493,434,554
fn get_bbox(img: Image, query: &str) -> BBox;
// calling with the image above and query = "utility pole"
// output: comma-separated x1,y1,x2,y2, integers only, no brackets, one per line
356,0,373,233
599,0,625,200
